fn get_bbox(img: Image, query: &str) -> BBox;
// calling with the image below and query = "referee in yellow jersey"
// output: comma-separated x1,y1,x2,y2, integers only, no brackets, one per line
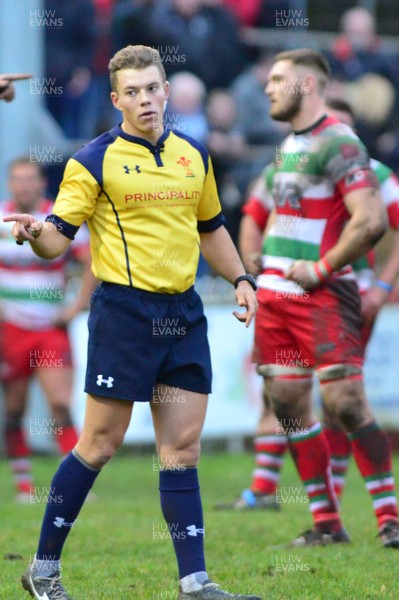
6,45,260,600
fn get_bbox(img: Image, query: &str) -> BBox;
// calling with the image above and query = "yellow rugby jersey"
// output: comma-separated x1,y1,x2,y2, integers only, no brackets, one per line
46,126,224,293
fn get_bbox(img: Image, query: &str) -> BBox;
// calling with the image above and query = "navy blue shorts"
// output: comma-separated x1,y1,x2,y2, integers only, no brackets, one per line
84,283,212,402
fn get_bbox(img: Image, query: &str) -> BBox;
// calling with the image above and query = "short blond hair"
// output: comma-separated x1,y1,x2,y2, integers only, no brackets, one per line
274,48,331,92
108,45,166,92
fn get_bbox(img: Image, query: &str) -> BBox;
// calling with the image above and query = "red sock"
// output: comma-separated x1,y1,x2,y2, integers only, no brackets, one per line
11,459,33,495
5,428,30,458
250,434,288,494
54,425,79,455
349,422,398,529
324,427,351,500
288,423,341,533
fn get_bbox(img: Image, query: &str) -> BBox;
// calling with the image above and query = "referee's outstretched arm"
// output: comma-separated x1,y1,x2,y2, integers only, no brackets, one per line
3,213,71,258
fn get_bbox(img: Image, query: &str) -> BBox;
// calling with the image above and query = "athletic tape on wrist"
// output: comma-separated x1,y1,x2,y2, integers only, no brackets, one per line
313,257,334,282
375,279,393,293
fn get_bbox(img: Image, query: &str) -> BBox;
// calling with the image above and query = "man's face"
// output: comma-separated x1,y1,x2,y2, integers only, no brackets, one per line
8,163,45,211
265,60,306,122
111,66,169,141
344,11,374,51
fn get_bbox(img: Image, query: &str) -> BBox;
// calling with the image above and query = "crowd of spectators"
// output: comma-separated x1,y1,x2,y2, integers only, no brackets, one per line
41,0,399,247
325,6,399,163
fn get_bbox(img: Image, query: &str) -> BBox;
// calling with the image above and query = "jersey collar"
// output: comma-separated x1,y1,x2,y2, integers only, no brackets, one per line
293,114,330,136
114,124,170,152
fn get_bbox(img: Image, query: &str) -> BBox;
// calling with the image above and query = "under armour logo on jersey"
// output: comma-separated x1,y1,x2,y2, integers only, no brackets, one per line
123,164,141,174
96,374,114,388
186,524,205,537
53,517,75,528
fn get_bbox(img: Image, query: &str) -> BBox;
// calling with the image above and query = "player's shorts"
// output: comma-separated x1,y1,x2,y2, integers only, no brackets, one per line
0,321,72,383
253,280,364,377
84,282,212,402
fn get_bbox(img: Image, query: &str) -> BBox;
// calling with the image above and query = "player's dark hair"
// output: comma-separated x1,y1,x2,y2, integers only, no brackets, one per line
8,156,46,178
326,97,355,121
109,45,166,92
273,48,331,91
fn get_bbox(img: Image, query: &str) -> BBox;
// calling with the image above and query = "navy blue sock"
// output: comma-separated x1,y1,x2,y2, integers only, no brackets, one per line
159,468,206,578
37,451,100,560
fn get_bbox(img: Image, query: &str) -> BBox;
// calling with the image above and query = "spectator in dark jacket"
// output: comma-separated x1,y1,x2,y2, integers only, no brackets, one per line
329,7,399,86
328,7,399,158
111,0,159,52
148,0,248,89
45,0,96,139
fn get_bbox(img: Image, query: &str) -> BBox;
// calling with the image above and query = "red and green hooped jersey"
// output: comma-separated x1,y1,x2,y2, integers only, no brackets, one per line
243,153,399,294
243,115,385,294
0,199,89,330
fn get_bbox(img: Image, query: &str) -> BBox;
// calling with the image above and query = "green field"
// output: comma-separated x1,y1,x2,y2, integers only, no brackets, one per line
1,450,399,600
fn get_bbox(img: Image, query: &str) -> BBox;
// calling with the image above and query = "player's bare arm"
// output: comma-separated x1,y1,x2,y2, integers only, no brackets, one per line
238,214,263,276
374,229,399,288
3,213,71,258
55,253,99,327
200,225,258,327
239,209,276,276
286,187,387,289
361,228,399,324
324,186,387,269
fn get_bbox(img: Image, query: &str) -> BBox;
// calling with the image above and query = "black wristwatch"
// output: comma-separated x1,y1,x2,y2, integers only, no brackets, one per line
233,274,257,291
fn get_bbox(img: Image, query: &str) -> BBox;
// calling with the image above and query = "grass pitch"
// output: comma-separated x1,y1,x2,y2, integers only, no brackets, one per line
1,450,399,599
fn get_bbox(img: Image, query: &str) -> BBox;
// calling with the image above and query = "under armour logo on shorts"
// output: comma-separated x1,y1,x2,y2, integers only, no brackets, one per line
96,374,114,388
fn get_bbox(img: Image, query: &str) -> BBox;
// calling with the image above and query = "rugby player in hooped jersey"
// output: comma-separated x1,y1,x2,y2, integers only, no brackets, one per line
248,49,399,547
5,45,259,600
0,157,95,503
217,98,399,516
